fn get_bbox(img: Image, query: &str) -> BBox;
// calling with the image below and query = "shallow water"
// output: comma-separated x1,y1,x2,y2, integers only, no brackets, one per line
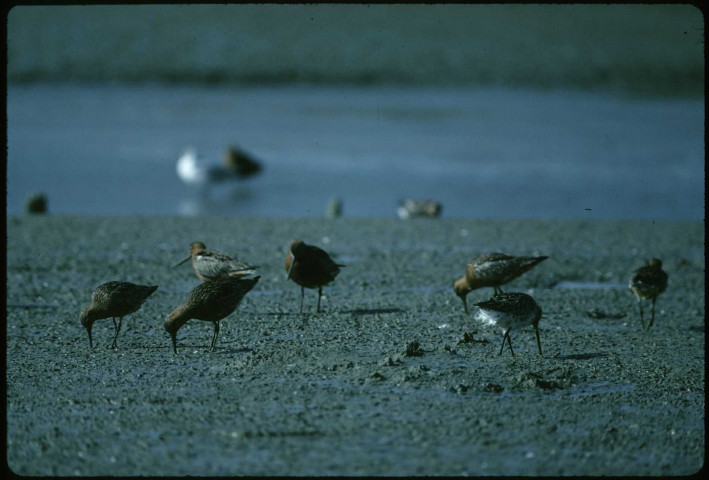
7,83,704,219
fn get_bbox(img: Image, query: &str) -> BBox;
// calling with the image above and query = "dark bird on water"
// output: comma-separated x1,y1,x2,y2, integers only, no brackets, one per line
629,258,668,330
164,276,260,354
285,239,344,313
224,146,262,178
454,252,548,313
80,281,158,349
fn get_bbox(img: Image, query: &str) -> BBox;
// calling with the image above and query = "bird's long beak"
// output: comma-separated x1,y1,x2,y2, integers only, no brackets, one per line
286,254,295,280
173,255,191,268
86,326,93,349
461,296,468,315
171,332,178,354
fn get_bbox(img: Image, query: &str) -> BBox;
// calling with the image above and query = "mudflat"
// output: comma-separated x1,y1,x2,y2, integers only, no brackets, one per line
6,216,704,475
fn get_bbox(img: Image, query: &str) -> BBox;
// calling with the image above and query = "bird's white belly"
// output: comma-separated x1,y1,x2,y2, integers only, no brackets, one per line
475,309,534,331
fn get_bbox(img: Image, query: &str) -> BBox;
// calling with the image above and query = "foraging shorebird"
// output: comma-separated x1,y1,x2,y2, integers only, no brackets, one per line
285,239,344,313
173,241,257,282
397,199,442,219
80,282,158,349
474,292,543,356
164,276,260,354
629,258,668,330
454,252,548,313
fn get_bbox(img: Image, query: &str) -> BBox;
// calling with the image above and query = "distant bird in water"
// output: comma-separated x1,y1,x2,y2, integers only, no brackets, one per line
80,282,158,349
454,253,548,313
326,197,343,219
285,239,344,313
173,241,257,282
474,292,543,356
224,146,262,179
164,276,260,354
397,199,442,219
629,258,668,330
25,193,48,214
176,148,238,187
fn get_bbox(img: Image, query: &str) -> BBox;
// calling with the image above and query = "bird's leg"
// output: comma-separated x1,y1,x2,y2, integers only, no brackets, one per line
317,286,322,313
499,327,515,356
300,286,305,314
211,320,220,351
637,299,646,330
506,332,515,356
111,317,123,349
648,297,657,329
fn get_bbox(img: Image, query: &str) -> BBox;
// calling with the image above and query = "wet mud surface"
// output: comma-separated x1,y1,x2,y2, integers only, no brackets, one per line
6,216,705,475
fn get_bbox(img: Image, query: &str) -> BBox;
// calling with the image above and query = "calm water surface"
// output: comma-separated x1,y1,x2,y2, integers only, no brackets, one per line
7,83,704,219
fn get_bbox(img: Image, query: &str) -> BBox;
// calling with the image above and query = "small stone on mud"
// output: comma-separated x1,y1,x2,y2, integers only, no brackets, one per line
450,383,470,394
379,356,403,366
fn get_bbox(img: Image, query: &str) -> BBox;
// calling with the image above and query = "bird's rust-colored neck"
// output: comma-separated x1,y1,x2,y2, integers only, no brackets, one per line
190,242,207,256
453,276,472,297
164,304,191,336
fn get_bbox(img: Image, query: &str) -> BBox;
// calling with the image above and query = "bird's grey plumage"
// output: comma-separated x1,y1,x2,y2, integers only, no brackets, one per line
174,241,257,282
474,292,543,356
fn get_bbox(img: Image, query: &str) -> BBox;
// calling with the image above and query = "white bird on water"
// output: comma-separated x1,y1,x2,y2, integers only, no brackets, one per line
176,148,238,187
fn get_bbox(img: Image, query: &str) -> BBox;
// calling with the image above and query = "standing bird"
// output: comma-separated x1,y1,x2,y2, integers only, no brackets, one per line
629,258,668,330
474,292,543,356
454,252,548,313
285,239,344,313
164,276,260,354
173,241,257,282
79,281,158,349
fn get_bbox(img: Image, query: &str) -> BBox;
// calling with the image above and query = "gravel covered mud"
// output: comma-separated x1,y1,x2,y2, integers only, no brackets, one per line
6,216,705,475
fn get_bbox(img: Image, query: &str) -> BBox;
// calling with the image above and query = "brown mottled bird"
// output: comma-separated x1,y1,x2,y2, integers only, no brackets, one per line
629,258,668,330
454,252,548,313
164,276,260,354
285,239,344,313
474,292,543,357
80,281,158,349
173,241,257,282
